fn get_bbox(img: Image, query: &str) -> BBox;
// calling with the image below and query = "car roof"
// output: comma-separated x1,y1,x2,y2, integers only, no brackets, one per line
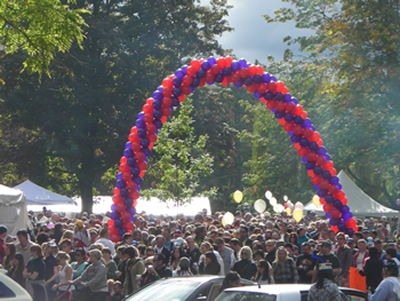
155,276,224,284
223,284,313,294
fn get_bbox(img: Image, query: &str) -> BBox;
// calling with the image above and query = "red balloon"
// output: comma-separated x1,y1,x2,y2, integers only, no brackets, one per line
119,156,127,164
328,185,338,195
162,78,173,88
123,221,134,230
286,102,296,112
307,170,315,177
129,190,140,200
293,105,304,116
121,211,131,222
323,203,333,212
311,175,322,185
345,218,356,229
147,133,157,143
292,125,304,136
247,65,257,76
126,182,137,192
162,97,173,107
145,98,154,105
225,56,233,67
146,123,156,134
135,151,145,162
283,122,294,132
266,100,277,110
303,128,314,138
211,64,221,75
278,118,286,126
267,82,277,93
276,102,286,112
298,147,309,157
143,113,153,123
331,225,339,233
116,203,126,213
128,133,141,143
112,195,124,204
131,142,141,152
107,219,114,227
122,172,131,183
162,86,172,97
316,156,326,166
293,143,301,150
306,152,318,162
113,187,120,195
217,58,226,69
330,208,341,219
137,161,147,171
186,66,197,77
109,226,118,236
231,72,240,83
239,68,248,78
119,163,130,173
257,83,268,94
190,59,201,70
111,234,121,243
309,132,320,142
161,107,172,117
319,180,330,190
319,197,326,205
334,190,346,201
323,161,334,171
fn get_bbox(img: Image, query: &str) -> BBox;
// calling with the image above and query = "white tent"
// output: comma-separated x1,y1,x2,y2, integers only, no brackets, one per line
14,180,75,205
304,170,399,217
0,184,29,235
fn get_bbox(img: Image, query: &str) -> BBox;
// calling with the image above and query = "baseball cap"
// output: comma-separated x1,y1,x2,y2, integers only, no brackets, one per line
75,220,84,228
384,260,399,277
0,225,8,235
321,240,332,248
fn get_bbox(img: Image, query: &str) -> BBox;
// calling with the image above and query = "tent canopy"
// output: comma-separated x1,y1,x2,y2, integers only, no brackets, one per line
0,184,29,235
304,170,399,217
14,180,75,205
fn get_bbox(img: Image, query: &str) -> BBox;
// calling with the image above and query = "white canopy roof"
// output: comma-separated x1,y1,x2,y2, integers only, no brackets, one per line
0,184,29,235
305,170,399,217
14,180,75,205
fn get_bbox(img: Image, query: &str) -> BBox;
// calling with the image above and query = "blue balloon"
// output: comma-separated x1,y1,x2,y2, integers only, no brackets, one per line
325,212,331,219
135,119,146,129
191,78,200,87
284,113,294,122
254,75,263,84
275,111,284,119
302,119,312,129
137,128,146,138
262,73,271,83
172,88,182,97
124,198,133,207
222,67,232,76
299,138,310,147
114,219,123,229
153,110,163,120
305,162,315,170
330,176,339,185
115,180,126,189
263,92,273,100
175,69,185,79
119,188,129,198
239,58,247,68
253,91,262,99
342,212,352,221
215,74,224,83
317,147,327,156
127,158,136,168
137,112,144,120
140,138,150,148
152,91,163,101
283,94,292,103
309,142,319,152
171,97,180,107
172,77,182,87
201,61,211,70
325,195,334,203
118,228,127,236
345,228,354,236
154,120,163,129
116,173,123,180
318,190,327,197
294,116,304,125
313,166,323,175
341,205,350,214
111,204,116,211
131,167,140,177
338,223,346,232
302,156,308,163
291,135,301,143
123,148,134,158
333,199,343,209
129,207,136,215
322,171,332,180
110,211,120,221
196,69,206,79
231,61,240,71
207,57,216,66
274,92,284,101
243,77,253,86
330,218,340,225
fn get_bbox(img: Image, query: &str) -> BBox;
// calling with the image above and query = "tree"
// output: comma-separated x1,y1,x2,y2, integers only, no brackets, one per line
0,0,232,213
264,0,400,207
0,0,87,76
141,98,214,207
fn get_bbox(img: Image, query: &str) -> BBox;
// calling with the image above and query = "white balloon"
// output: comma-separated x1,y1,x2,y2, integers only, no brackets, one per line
283,195,288,202
265,190,272,200
269,197,277,206
276,204,285,213
221,212,234,226
254,199,267,213
295,201,304,210
287,201,294,210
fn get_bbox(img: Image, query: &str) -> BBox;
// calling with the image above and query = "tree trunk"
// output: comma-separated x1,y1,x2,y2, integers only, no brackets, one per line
77,154,95,214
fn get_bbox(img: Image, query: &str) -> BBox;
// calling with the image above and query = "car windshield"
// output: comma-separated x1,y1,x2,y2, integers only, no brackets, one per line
215,292,277,301
125,279,202,301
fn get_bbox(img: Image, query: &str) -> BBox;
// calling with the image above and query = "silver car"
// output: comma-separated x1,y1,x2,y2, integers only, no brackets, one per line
215,284,366,301
124,276,256,301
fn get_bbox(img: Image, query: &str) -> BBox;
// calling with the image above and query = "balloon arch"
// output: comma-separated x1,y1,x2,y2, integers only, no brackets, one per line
107,56,357,242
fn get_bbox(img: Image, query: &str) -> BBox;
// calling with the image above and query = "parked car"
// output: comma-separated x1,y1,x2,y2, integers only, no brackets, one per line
124,276,256,301
215,284,366,301
0,269,32,301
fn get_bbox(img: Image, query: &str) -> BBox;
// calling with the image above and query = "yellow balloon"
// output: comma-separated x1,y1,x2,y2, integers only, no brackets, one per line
233,190,243,203
293,208,303,223
285,208,291,215
312,195,320,207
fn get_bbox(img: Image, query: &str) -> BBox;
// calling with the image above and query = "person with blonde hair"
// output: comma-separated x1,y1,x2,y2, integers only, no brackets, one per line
232,246,257,280
272,246,298,283
70,249,108,300
52,251,74,296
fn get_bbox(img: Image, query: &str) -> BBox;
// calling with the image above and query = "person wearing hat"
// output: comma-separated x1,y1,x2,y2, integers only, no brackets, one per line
73,220,89,249
172,257,192,277
353,239,369,270
308,262,340,301
0,225,8,264
312,241,341,282
370,260,400,301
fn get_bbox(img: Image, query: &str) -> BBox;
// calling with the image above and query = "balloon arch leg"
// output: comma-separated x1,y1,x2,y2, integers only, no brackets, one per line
107,57,357,242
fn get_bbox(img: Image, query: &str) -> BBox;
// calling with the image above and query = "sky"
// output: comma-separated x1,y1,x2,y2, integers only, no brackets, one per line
208,0,314,64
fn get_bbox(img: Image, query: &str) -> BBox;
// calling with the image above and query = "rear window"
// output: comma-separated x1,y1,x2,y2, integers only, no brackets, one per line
0,281,16,298
215,292,277,301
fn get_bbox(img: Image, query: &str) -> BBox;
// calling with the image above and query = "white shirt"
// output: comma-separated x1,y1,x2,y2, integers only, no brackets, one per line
95,238,115,256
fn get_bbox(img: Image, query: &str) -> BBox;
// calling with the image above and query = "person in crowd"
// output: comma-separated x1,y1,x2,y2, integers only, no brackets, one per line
0,225,7,265
370,260,400,301
199,241,225,275
265,239,276,264
52,251,74,297
43,240,59,301
3,243,16,272
334,232,353,287
110,281,124,301
16,229,35,265
23,244,46,301
71,249,108,301
96,228,115,256
359,247,383,294
308,262,341,301
385,248,400,276
219,271,241,294
123,246,145,295
147,253,172,280
60,238,76,263
232,246,257,280
7,253,26,288
314,241,341,280
169,245,185,271
185,236,201,274
353,239,369,270
73,220,90,249
172,256,193,277
71,248,88,279
199,251,220,275
102,247,118,280
153,235,171,265
229,238,242,262
288,232,300,250
272,246,299,283
115,245,127,284
296,242,317,283
216,237,234,275
255,259,274,285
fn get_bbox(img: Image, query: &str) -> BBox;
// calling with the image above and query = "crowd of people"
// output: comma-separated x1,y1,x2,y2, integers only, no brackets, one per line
0,205,400,301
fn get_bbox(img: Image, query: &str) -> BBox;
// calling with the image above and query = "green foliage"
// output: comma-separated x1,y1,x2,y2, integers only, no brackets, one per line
0,0,88,76
141,98,215,206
